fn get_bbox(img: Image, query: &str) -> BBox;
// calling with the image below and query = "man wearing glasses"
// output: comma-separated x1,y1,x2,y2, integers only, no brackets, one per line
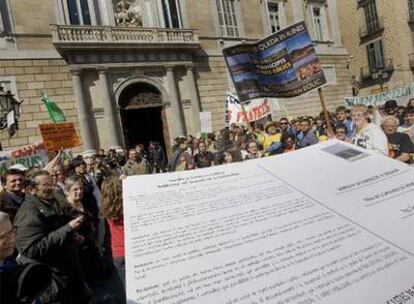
351,105,388,155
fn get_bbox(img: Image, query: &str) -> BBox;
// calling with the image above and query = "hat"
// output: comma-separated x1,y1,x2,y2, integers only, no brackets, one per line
384,100,397,109
265,121,278,132
9,164,28,171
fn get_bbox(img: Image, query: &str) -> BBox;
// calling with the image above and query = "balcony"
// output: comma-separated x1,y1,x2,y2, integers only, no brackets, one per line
360,58,394,80
359,18,384,41
51,24,200,53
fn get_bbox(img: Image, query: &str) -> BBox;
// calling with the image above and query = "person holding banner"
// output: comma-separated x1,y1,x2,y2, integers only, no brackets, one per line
351,105,388,155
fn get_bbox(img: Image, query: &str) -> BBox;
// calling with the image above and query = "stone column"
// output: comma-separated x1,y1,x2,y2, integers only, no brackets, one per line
166,65,185,137
97,68,122,148
186,64,201,135
71,69,95,151
293,0,305,22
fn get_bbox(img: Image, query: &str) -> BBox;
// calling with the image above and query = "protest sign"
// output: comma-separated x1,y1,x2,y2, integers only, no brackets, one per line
199,112,212,134
0,142,48,174
223,21,326,102
345,84,414,107
226,96,272,124
123,140,414,304
39,122,81,151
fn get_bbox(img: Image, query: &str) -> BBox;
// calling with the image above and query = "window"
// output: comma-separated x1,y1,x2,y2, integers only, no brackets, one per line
267,1,283,33
367,40,385,71
161,0,182,28
409,0,414,21
216,0,239,37
64,0,93,25
322,65,336,85
312,7,325,41
0,0,12,34
364,1,380,33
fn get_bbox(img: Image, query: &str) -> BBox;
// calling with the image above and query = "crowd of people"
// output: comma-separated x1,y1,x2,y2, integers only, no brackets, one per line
1,99,414,303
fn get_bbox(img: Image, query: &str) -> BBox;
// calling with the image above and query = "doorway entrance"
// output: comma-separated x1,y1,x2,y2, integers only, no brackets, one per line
118,82,168,152
121,106,166,149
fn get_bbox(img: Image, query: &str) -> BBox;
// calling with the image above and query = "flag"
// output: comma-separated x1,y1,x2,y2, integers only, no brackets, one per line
41,94,66,123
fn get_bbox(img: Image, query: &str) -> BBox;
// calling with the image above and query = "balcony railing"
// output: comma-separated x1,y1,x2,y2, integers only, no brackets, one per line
359,17,384,39
360,58,394,80
51,24,199,48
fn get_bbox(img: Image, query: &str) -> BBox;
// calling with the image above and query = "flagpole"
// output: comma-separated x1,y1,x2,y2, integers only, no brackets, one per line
318,87,334,137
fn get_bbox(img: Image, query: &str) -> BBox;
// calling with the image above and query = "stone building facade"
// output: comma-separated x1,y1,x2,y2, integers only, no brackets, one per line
338,0,414,96
0,0,351,152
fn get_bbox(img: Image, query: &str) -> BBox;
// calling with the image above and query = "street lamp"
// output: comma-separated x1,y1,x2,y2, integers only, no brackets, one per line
0,86,23,134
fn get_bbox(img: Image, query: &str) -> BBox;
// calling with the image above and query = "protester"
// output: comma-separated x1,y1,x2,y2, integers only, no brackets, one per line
100,176,125,288
334,124,349,142
122,148,150,176
169,138,194,171
70,157,100,222
260,121,281,152
335,106,354,137
280,133,298,153
0,211,52,304
148,141,167,173
14,171,91,303
297,118,318,147
244,140,264,160
64,175,125,303
194,141,215,168
0,169,25,222
382,115,414,163
351,104,388,155
398,107,414,143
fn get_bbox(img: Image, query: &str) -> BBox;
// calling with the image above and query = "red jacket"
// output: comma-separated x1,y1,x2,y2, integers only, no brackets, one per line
108,219,124,258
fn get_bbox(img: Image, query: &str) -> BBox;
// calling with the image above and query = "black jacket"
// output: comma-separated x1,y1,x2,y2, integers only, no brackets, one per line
0,189,24,223
14,194,90,303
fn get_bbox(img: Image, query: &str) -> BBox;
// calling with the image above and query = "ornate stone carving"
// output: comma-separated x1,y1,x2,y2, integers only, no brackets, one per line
127,92,162,109
115,0,143,27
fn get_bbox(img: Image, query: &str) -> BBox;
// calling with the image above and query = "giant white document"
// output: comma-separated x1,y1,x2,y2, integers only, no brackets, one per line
123,140,414,304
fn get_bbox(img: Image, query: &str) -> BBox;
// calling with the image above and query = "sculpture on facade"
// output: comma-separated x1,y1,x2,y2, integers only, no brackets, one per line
115,0,143,27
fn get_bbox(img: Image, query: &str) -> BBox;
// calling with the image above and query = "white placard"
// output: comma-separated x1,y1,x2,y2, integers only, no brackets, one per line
123,140,414,304
199,111,212,134
7,110,14,128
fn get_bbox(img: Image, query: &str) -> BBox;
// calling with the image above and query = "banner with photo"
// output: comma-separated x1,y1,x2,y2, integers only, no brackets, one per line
223,21,326,103
344,84,414,107
0,142,49,174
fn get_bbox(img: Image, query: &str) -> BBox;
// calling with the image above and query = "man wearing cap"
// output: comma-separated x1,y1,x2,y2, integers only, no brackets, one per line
0,168,26,223
260,121,282,151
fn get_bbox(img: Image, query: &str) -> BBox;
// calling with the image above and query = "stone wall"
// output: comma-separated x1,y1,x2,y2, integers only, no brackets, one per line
0,59,79,149
338,0,414,95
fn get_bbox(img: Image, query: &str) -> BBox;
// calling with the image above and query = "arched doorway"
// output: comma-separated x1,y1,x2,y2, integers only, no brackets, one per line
118,83,168,152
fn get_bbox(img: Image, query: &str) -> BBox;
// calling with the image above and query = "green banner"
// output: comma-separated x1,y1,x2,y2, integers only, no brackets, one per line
344,85,414,107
